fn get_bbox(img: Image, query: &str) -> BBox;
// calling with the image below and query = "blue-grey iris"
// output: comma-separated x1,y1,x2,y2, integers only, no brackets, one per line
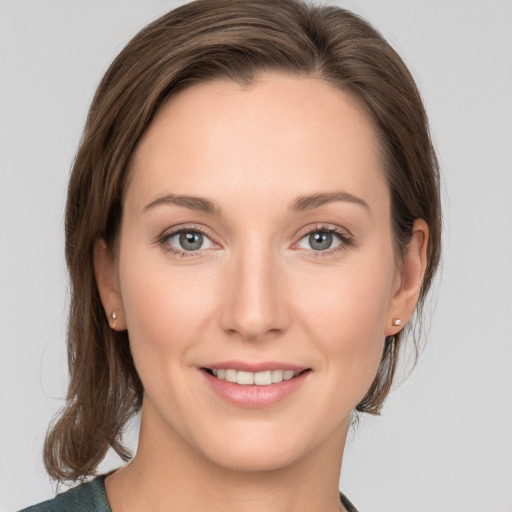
309,232,332,251
179,231,203,250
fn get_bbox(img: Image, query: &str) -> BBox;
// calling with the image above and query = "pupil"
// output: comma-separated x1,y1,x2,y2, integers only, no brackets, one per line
309,232,332,251
179,231,203,251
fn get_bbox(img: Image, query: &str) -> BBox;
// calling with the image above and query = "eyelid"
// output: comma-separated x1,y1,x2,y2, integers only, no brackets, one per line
155,222,354,257
156,223,221,257
294,223,353,240
292,223,354,255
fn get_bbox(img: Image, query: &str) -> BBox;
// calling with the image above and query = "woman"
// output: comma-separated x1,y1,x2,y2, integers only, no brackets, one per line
21,0,440,510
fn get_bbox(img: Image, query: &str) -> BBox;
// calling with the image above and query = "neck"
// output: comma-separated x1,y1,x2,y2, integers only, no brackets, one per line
106,400,349,512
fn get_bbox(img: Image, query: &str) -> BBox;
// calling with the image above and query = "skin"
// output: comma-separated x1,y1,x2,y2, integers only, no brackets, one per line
95,73,428,512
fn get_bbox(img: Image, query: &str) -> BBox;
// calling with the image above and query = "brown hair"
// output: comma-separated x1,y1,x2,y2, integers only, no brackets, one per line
44,0,441,482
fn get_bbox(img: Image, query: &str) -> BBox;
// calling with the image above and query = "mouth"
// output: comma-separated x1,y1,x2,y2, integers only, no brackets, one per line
200,363,311,407
202,367,310,386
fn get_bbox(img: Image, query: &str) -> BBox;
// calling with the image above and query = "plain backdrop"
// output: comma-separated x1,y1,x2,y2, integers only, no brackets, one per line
1,1,511,511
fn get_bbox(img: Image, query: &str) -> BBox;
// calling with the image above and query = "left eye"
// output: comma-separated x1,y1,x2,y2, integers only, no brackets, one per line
165,230,215,252
296,230,343,251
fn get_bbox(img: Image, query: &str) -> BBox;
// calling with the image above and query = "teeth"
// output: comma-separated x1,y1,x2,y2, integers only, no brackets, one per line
225,369,237,383
271,369,284,382
209,368,302,385
284,370,295,381
254,371,272,385
237,371,254,385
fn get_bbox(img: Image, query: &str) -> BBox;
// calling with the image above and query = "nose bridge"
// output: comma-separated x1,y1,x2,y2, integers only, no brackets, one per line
220,235,289,341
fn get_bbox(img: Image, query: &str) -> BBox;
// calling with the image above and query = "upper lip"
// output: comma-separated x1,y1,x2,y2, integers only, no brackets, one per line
201,360,309,372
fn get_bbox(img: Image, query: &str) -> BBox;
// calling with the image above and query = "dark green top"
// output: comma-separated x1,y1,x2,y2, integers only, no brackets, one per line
20,476,111,512
20,475,359,512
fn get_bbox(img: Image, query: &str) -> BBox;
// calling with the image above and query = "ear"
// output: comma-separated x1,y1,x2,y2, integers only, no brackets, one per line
386,219,429,336
93,239,126,330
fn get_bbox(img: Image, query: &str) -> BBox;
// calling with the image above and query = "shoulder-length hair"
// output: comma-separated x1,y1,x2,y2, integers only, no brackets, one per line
44,0,441,482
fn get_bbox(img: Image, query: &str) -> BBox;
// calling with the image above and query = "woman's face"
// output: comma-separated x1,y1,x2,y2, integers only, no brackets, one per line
101,73,412,471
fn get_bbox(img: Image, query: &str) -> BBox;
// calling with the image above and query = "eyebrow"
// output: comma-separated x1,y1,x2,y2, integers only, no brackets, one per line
143,189,370,215
143,194,221,214
290,190,370,212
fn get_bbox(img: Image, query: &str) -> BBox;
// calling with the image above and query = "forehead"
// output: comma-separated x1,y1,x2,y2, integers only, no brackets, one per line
127,73,387,215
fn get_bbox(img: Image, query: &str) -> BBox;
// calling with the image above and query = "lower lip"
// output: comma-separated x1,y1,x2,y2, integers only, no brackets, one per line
201,369,310,408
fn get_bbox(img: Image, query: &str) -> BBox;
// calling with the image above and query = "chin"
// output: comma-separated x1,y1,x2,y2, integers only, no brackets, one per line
191,421,322,474
204,441,301,473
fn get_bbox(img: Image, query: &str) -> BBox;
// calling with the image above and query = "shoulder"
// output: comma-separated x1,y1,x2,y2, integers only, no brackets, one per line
19,475,111,512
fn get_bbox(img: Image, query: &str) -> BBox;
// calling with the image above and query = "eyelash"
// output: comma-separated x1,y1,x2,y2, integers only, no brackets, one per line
295,224,353,257
157,224,353,258
157,224,215,258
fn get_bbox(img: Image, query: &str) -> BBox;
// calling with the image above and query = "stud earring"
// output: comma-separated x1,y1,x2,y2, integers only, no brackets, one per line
111,312,117,329
392,318,402,326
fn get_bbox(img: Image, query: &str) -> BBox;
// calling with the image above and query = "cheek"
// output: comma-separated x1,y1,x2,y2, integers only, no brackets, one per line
296,258,393,342
293,257,395,400
118,241,218,374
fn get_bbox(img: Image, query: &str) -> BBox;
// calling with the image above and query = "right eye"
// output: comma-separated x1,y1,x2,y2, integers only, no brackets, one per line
160,228,216,255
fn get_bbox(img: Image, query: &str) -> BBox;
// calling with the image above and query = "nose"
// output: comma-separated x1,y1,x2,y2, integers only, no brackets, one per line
219,243,291,342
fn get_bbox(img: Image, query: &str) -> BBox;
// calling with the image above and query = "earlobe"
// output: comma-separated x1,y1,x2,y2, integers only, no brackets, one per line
387,219,429,334
93,239,126,330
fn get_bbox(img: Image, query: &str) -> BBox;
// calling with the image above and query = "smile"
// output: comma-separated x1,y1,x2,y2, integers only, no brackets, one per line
207,368,302,385
201,365,311,408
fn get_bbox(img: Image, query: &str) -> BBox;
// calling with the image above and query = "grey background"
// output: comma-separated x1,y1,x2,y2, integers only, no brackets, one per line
1,1,511,511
